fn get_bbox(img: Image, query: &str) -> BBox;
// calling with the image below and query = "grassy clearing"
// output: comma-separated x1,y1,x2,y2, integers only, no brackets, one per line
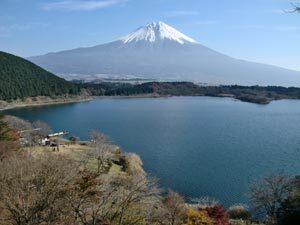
23,142,125,175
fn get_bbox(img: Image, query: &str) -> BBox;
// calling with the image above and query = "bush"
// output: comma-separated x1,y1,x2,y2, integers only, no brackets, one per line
118,155,129,172
186,208,214,225
205,205,230,225
228,205,251,220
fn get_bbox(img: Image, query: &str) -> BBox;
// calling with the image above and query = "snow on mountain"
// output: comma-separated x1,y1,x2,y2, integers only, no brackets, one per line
28,21,300,87
120,21,197,45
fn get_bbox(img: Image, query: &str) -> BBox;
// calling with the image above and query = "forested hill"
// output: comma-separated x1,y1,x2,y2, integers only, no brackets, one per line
78,81,300,104
0,51,78,100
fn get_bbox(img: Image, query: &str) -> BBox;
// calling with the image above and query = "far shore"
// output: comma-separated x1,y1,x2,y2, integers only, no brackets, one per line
1,91,289,112
0,96,93,111
0,94,169,111
0,94,165,111
94,93,162,99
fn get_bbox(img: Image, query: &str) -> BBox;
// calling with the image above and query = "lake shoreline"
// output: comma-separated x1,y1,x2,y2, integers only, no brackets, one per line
0,92,285,112
0,94,272,112
78,82,290,105
0,94,165,111
94,94,273,104
0,96,93,111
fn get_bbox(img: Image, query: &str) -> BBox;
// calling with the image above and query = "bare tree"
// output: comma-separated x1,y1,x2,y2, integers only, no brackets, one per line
32,120,52,137
3,116,52,145
67,173,160,225
249,175,293,223
88,130,113,174
160,190,187,225
0,115,20,160
3,115,32,132
126,153,146,176
0,115,13,141
277,176,300,225
3,115,35,145
292,2,300,12
0,153,79,225
107,175,160,225
66,173,119,225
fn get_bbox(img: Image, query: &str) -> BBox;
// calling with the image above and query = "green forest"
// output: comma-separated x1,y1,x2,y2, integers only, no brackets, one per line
78,81,300,104
0,51,78,100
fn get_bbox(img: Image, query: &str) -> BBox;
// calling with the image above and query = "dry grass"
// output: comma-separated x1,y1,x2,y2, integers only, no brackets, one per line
23,144,92,158
22,142,123,174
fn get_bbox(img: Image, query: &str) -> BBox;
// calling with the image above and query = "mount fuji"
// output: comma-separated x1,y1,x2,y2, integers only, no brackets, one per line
29,21,300,86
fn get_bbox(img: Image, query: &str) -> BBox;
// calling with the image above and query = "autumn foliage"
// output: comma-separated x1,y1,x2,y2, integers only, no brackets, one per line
186,205,230,225
186,208,214,225
0,115,19,141
0,115,20,160
205,205,230,225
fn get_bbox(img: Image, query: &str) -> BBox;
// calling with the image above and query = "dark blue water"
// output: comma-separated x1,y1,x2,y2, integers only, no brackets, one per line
4,97,300,206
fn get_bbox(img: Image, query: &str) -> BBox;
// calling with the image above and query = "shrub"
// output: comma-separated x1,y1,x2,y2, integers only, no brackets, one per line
126,153,145,175
227,205,251,220
118,155,129,172
69,136,80,144
205,205,230,225
161,190,187,225
186,208,214,225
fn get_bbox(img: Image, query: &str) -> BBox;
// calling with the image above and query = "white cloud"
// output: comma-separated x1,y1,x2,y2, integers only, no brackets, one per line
42,0,126,11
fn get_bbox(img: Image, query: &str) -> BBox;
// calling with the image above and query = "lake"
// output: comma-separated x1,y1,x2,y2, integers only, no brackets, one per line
4,97,300,207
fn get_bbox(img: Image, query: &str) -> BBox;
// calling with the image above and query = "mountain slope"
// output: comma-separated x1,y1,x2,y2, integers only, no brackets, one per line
0,51,78,100
28,22,300,87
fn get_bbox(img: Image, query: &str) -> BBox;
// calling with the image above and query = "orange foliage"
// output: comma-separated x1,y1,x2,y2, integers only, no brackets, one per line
7,129,19,141
205,205,230,225
186,208,214,225
195,205,230,225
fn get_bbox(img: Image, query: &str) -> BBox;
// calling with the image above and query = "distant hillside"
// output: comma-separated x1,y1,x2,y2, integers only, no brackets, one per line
79,81,300,104
0,51,78,100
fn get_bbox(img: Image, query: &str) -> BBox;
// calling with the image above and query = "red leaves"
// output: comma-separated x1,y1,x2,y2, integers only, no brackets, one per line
199,205,230,225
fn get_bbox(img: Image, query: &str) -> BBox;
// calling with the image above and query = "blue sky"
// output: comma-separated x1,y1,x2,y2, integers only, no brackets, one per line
0,0,299,71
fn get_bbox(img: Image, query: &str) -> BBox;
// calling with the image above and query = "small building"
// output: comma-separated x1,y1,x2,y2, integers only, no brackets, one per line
41,131,69,146
41,136,50,146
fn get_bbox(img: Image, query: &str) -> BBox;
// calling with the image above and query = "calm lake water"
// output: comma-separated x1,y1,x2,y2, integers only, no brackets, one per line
4,97,300,206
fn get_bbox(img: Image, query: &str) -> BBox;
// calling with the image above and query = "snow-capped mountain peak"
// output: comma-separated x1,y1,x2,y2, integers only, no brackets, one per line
120,21,197,45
